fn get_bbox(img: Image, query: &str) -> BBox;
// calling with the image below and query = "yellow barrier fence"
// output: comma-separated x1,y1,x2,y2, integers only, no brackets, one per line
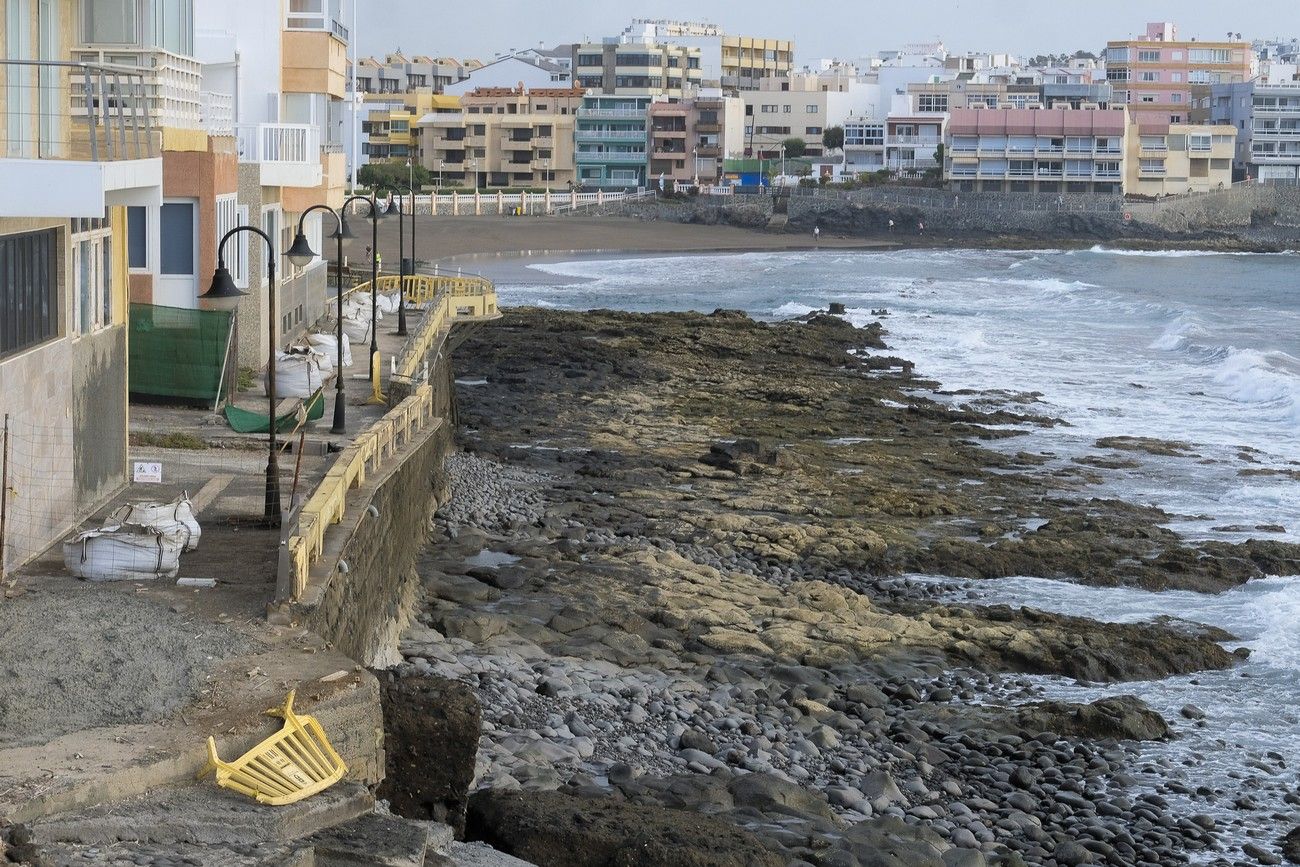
281,270,499,604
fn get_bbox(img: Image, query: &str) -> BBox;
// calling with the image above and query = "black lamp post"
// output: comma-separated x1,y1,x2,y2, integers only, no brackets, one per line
381,182,417,336
200,226,282,525
285,203,348,434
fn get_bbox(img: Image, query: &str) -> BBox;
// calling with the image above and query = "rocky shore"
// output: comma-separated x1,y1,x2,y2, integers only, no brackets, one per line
393,308,1300,866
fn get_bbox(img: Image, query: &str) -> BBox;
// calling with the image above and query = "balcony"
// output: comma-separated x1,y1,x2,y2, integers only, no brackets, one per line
234,123,323,187
531,135,555,149
576,150,647,163
200,91,234,137
651,126,687,137
577,129,646,141
696,145,721,157
889,135,942,147
696,122,721,134
578,108,647,119
72,47,202,133
1139,166,1167,176
0,59,162,218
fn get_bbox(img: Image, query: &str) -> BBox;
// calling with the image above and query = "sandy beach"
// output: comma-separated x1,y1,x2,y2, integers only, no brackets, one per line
343,214,893,269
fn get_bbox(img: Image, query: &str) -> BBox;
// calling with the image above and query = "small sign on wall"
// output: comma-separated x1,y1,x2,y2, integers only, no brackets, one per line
133,461,163,483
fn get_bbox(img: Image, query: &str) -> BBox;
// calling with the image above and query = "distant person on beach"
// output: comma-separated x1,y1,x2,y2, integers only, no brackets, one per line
814,225,821,244
917,221,925,235
888,219,895,232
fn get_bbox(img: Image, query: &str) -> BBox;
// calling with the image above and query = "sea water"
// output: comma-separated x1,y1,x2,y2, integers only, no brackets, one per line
492,247,1300,858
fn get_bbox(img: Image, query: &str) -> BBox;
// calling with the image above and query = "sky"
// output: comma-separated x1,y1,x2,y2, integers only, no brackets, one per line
354,0,1297,65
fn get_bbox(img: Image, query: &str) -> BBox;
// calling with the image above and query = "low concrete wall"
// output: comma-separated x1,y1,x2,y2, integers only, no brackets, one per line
295,353,455,668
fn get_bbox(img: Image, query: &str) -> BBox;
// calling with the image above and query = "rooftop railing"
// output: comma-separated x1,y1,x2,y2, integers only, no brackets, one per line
0,58,157,161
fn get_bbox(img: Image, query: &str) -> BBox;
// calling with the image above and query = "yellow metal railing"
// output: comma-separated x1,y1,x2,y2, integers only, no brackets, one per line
283,271,498,602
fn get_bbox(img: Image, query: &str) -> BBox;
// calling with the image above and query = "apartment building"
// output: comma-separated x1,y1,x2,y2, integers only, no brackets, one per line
74,0,238,311
353,52,470,95
615,20,793,93
572,40,703,98
1199,81,1300,181
0,0,158,570
362,91,459,163
647,96,744,184
195,0,351,366
1124,120,1236,195
419,86,580,189
1104,22,1254,126
944,106,1129,193
743,73,868,157
575,94,652,189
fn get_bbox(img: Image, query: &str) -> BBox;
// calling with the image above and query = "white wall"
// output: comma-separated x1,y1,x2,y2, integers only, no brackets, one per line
444,58,564,96
195,0,284,126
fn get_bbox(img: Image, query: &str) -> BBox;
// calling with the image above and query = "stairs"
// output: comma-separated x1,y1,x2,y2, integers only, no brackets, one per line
15,782,512,866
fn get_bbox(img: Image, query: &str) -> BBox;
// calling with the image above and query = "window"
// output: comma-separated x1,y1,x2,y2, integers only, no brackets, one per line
1105,47,1129,63
918,94,948,112
72,218,112,334
577,53,602,67
1140,94,1157,103
1170,72,1183,83
805,104,819,113
760,104,777,112
1139,158,1166,174
1189,48,1230,64
160,201,195,276
783,105,792,113
1189,134,1212,151
0,229,59,356
82,0,137,44
1139,135,1167,151
215,194,246,287
1171,93,1183,104
127,205,147,269
805,126,822,135
1140,71,1159,82
1137,50,1161,62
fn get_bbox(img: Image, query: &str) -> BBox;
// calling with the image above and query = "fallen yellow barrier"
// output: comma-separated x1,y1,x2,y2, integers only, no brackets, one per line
197,689,347,805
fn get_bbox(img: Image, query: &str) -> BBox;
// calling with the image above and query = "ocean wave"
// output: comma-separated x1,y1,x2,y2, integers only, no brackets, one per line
973,277,1099,294
1083,245,1298,258
1212,348,1300,421
772,301,818,318
1149,314,1210,351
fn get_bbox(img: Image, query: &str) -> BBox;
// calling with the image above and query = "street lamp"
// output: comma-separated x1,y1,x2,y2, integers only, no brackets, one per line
381,181,417,336
200,226,283,525
285,199,375,434
692,145,699,187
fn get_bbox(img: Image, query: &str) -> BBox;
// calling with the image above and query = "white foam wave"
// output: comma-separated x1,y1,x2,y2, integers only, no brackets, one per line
1149,314,1210,351
1212,348,1300,420
772,301,818,318
1084,245,1298,258
974,277,1098,294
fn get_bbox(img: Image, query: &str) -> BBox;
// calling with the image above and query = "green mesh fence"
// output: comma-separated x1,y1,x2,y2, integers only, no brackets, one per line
128,303,233,403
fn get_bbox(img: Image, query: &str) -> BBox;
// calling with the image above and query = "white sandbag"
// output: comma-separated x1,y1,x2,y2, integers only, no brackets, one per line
376,292,399,314
341,312,371,344
64,523,185,581
107,493,201,551
308,333,352,368
266,349,324,398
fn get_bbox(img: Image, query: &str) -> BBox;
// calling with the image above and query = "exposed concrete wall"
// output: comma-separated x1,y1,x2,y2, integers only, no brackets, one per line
297,353,456,668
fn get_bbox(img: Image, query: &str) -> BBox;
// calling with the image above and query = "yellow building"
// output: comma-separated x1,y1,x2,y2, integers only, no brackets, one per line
0,0,152,572
420,87,582,189
1125,121,1237,195
721,35,795,91
364,93,460,163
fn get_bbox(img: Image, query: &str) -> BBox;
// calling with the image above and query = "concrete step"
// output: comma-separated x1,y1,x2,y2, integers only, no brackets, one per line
26,782,374,849
306,813,453,867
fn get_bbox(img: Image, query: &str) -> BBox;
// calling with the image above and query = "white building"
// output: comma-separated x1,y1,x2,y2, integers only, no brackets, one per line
443,55,569,97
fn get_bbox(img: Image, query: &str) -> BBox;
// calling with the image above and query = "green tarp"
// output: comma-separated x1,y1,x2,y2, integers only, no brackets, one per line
224,389,326,434
128,303,233,402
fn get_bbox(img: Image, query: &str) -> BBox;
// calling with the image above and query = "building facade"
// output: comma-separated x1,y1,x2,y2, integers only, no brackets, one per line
195,0,351,366
944,107,1129,193
419,86,580,189
353,53,470,95
572,41,702,98
0,0,157,571
647,96,744,184
743,74,861,158
1199,81,1300,181
575,94,652,189
443,55,568,97
1124,121,1237,195
362,92,459,164
614,20,793,94
1105,22,1254,126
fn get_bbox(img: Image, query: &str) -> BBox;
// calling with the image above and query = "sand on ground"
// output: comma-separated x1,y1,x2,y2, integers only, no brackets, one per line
342,215,893,269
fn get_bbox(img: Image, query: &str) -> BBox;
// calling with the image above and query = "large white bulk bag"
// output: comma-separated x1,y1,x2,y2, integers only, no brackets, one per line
266,349,324,398
341,311,372,344
308,333,352,369
376,292,399,314
64,524,185,581
107,494,201,551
